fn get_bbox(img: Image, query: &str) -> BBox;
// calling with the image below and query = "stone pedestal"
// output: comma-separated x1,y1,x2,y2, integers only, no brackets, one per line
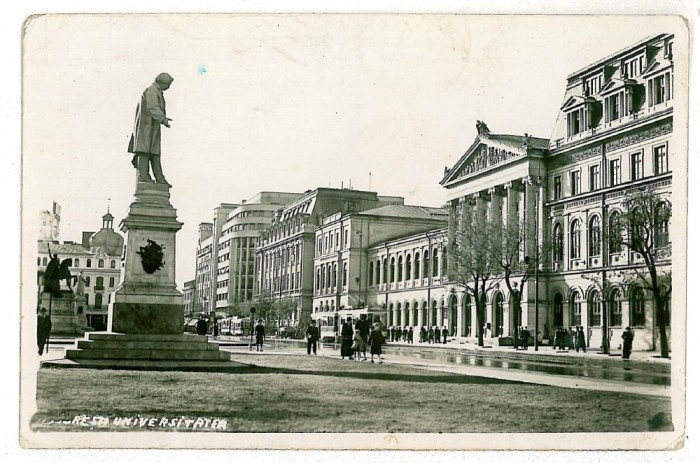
39,291,87,337
56,182,234,371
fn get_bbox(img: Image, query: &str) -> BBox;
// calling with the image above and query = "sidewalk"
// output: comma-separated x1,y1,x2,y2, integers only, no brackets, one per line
383,337,671,364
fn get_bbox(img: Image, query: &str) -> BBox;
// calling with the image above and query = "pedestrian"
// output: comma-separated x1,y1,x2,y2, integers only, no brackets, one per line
340,316,354,360
521,326,530,350
306,320,319,355
196,316,208,336
622,327,635,359
420,326,427,343
408,326,414,344
402,326,408,342
553,328,562,350
441,326,448,344
351,329,362,361
428,326,435,344
576,326,587,353
355,314,370,361
37,307,52,356
563,327,572,350
369,322,385,363
213,319,219,339
254,319,265,352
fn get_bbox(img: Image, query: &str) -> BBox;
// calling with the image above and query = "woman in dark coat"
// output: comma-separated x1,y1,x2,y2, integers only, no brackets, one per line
369,323,385,363
340,317,354,359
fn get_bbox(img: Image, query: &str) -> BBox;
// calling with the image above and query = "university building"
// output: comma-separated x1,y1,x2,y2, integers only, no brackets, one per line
254,188,404,325
312,205,448,332
437,33,675,351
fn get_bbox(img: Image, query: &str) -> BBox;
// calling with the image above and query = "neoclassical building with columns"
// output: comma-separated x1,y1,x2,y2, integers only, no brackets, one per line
436,33,675,352
441,124,549,343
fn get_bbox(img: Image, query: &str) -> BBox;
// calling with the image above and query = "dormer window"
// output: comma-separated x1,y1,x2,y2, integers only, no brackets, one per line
584,75,603,95
604,91,626,123
622,55,646,79
648,71,672,107
566,108,584,137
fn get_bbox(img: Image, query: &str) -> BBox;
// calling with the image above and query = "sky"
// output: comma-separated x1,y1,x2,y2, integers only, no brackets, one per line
22,15,685,290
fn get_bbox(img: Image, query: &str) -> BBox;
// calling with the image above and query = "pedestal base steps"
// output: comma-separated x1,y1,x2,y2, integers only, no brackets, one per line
43,332,243,372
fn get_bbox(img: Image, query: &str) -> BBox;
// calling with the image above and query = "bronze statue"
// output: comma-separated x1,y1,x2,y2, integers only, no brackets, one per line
128,73,174,185
42,247,76,297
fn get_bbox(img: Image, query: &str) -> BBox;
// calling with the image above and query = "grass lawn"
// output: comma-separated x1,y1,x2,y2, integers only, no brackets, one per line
32,354,672,433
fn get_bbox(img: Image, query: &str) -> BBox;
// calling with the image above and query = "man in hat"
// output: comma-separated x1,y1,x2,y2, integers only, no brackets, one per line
306,320,319,355
37,307,52,356
254,319,265,352
128,73,174,185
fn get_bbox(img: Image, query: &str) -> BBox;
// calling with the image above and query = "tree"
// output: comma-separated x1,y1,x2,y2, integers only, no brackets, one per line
616,187,672,358
447,202,503,347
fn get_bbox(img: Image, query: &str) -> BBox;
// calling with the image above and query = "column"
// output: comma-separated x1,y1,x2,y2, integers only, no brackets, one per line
523,176,537,260
409,305,415,326
417,303,424,328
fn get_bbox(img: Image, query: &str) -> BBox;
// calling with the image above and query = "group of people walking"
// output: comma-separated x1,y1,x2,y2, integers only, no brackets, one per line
388,326,415,343
417,326,450,344
552,326,588,352
339,314,385,363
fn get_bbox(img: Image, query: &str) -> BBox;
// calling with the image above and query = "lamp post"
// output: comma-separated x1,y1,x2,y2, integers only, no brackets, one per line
249,306,256,350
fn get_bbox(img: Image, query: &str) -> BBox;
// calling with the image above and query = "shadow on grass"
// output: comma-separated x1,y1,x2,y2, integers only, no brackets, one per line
237,364,526,386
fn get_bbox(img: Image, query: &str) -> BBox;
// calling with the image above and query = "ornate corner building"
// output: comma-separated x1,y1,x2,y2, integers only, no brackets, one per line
441,34,674,351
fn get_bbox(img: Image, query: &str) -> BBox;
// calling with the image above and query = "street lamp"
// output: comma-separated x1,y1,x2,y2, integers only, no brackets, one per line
249,306,256,350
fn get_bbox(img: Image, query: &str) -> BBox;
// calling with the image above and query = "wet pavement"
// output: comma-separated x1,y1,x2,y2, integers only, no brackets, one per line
219,337,672,397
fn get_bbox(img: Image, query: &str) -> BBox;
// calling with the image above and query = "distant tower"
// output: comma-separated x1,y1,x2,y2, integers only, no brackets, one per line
89,208,124,256
38,202,61,242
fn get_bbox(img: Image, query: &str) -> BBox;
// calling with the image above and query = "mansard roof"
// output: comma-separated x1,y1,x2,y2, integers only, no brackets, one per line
357,204,448,220
440,131,548,187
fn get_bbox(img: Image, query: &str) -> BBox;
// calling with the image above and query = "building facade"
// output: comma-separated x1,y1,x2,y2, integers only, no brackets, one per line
37,208,124,328
544,33,674,351
254,188,404,325
437,33,675,352
312,205,448,333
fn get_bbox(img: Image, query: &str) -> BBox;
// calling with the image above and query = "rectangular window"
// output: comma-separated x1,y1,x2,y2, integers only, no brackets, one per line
631,152,643,181
654,145,668,174
589,165,600,191
605,91,625,123
648,72,672,107
609,159,621,186
570,171,581,196
567,109,581,137
553,176,562,200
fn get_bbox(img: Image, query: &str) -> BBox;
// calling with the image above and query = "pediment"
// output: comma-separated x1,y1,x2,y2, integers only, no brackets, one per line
600,78,627,95
561,95,586,111
441,138,525,185
640,58,672,78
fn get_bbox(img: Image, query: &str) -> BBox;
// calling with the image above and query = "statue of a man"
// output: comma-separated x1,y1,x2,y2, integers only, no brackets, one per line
128,73,174,185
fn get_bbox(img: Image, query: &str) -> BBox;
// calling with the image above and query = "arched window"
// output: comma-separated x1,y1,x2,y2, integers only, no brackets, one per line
368,262,374,286
441,248,448,278
423,250,429,279
74,258,80,267
655,202,670,247
331,263,337,288
609,211,623,253
343,262,348,287
405,255,412,281
98,259,105,269
382,258,388,284
589,215,601,256
570,220,581,259
316,268,321,291
85,276,91,287
96,276,104,288
554,292,564,328
609,288,622,327
570,291,582,326
86,258,92,268
376,259,381,285
432,249,439,277
552,223,564,263
390,257,396,282
414,252,421,279
397,256,403,281
109,277,115,287
588,290,601,326
630,287,645,326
